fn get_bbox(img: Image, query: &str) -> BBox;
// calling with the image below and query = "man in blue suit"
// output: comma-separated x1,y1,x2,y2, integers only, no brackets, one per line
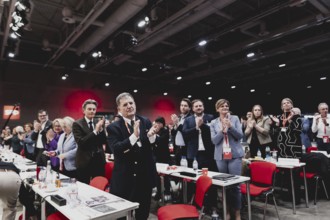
182,99,216,170
107,92,157,220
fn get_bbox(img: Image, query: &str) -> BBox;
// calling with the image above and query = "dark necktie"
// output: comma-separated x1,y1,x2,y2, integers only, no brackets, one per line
89,121,93,132
129,120,134,134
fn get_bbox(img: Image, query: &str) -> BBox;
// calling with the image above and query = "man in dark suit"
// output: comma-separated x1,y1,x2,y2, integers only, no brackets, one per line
72,99,108,184
170,98,192,165
31,109,52,166
107,92,157,220
182,99,215,170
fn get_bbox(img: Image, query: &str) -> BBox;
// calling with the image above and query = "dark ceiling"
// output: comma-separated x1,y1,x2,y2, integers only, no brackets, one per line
1,0,330,98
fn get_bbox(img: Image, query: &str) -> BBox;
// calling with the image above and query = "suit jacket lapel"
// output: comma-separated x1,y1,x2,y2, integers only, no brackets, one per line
64,133,73,144
81,119,92,134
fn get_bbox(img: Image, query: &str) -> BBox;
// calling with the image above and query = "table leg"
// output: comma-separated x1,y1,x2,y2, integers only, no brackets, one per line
302,167,309,208
183,180,188,203
126,210,133,220
290,169,296,214
160,175,165,205
223,187,227,220
246,182,251,220
41,199,46,220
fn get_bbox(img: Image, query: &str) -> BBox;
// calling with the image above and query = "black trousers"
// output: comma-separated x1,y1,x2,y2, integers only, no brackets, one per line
77,153,105,184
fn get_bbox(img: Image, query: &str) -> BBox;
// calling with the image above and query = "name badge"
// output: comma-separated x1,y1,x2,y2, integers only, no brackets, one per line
323,136,329,143
281,127,287,132
223,147,232,160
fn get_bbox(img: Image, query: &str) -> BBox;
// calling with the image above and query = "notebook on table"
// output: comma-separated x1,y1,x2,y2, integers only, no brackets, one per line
212,173,236,181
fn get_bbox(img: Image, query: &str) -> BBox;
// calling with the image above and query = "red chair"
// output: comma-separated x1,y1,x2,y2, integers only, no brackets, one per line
104,161,114,182
90,176,110,192
307,146,318,153
157,175,212,220
300,146,329,205
241,161,280,220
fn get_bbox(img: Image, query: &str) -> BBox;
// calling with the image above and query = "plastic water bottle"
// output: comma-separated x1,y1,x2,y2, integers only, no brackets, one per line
302,145,306,154
67,178,79,207
192,157,198,172
211,211,219,220
272,151,277,162
257,149,262,159
265,146,271,161
180,156,188,168
45,160,53,186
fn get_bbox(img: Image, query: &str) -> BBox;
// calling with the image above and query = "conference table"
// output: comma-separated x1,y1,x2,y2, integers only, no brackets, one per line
156,163,252,220
0,149,139,220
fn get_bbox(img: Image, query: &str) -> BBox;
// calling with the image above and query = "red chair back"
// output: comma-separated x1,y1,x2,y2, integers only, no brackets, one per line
104,162,114,181
307,146,318,153
194,175,212,208
250,161,276,185
89,176,109,191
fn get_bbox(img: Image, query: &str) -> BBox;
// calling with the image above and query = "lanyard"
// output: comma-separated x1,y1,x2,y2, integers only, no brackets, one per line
223,132,229,145
322,117,328,135
281,112,292,127
125,121,132,134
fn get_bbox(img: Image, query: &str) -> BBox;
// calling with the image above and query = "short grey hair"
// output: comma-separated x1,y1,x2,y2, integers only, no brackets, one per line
62,116,75,129
116,92,134,106
82,99,98,109
318,102,328,111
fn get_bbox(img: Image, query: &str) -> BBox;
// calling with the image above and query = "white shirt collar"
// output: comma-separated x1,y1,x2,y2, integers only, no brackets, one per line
84,116,93,124
122,116,136,125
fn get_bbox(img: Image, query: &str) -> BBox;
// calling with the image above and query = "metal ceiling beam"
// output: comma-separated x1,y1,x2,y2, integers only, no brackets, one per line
182,32,330,81
308,0,330,14
76,0,149,55
44,0,114,67
111,0,236,65
155,13,328,80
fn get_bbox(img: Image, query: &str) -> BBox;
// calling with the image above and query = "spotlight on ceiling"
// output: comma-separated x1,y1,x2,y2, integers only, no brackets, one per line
131,35,138,46
177,76,182,80
231,85,236,89
279,63,286,68
61,74,69,80
246,52,255,58
79,63,86,69
320,76,327,80
198,40,207,46
133,89,138,93
187,95,192,98
307,85,312,89
105,82,110,87
208,97,212,100
10,32,18,39
163,92,168,96
250,89,255,93
8,52,15,58
137,16,150,28
138,20,146,28
92,51,101,58
142,67,147,72
15,0,31,11
205,81,211,85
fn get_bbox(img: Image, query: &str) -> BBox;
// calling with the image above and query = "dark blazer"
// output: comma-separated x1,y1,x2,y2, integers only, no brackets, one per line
182,114,215,160
154,126,171,164
31,120,53,148
72,118,108,169
106,115,156,201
